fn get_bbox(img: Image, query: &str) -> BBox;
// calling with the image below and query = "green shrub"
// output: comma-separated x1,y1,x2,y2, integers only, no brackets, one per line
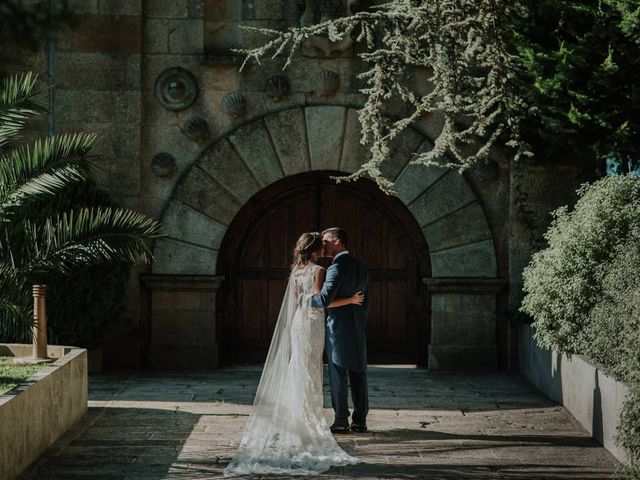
0,73,163,345
512,0,640,171
619,389,640,478
1,178,134,349
28,182,132,349
521,174,640,476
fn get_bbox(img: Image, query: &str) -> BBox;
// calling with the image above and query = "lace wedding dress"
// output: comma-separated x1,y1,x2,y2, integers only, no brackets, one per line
224,264,359,477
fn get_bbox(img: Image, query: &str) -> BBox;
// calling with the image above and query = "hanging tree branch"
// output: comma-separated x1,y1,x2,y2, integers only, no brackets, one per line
235,0,531,193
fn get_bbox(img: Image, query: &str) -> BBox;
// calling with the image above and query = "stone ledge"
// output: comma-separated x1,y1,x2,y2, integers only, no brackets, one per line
423,277,507,294
0,345,88,480
141,274,225,291
519,324,630,463
0,344,76,357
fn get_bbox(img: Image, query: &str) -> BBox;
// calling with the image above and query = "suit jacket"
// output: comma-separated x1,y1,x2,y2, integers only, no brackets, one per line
311,253,369,372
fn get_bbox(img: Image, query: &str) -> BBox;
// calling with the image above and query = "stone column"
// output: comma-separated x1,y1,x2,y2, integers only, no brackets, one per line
141,275,224,369
424,278,506,370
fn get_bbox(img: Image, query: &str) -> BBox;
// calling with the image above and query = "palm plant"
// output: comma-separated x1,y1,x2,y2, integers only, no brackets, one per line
0,72,163,342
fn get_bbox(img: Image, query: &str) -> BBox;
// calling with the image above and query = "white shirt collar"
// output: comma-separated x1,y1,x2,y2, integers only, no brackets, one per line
333,250,349,260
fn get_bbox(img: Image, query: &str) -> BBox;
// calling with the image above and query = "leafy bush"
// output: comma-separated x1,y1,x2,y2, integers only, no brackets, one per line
521,174,640,476
521,174,640,352
512,0,640,170
0,73,163,344
23,176,132,349
2,172,135,349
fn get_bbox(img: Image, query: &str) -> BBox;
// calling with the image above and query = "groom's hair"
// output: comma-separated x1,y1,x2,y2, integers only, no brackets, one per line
322,227,347,247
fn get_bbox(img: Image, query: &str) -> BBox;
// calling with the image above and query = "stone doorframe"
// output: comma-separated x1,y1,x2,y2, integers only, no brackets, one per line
145,105,503,369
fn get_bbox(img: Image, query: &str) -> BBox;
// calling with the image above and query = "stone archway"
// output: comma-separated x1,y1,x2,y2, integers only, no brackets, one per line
147,105,501,370
215,171,431,366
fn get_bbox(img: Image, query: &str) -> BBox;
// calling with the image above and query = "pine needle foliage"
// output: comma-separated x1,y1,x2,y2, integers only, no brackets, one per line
0,73,164,342
238,0,640,189
512,0,640,172
236,0,531,193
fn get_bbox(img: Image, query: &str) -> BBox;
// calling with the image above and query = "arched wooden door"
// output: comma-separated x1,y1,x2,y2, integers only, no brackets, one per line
217,173,430,366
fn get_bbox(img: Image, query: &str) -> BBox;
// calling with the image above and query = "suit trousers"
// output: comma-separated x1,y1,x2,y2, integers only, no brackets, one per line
327,360,368,426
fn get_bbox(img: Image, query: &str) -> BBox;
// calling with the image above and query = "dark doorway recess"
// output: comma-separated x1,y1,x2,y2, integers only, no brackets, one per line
217,172,431,366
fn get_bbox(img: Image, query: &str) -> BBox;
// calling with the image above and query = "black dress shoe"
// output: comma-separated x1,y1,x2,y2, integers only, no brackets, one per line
330,423,350,433
350,422,368,433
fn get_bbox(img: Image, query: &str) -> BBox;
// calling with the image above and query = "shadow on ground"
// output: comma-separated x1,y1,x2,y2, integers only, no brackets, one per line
19,406,208,479
87,366,555,413
18,367,618,480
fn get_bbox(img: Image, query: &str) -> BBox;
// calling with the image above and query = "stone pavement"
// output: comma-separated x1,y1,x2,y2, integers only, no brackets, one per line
19,366,619,479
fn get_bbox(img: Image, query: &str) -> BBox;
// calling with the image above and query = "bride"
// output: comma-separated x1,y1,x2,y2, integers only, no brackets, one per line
224,232,363,476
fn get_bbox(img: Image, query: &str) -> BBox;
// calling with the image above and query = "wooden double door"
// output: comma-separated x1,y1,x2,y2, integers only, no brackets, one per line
218,174,429,366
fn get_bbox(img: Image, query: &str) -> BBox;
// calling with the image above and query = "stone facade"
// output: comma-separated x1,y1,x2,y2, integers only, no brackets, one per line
1,0,593,370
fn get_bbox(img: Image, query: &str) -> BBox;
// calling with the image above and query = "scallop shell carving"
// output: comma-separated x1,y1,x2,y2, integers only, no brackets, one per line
183,117,209,142
265,75,290,101
221,92,246,118
151,152,177,177
315,70,339,95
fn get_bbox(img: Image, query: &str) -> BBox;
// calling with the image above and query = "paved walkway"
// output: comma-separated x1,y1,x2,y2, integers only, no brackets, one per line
20,366,619,479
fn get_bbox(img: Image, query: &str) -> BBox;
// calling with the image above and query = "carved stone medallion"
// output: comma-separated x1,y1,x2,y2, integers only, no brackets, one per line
154,67,199,111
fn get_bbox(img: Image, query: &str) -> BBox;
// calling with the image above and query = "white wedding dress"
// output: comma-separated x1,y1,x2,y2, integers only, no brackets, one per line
224,264,359,477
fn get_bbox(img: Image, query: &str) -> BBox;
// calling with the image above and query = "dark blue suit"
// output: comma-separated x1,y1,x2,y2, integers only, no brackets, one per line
311,252,369,427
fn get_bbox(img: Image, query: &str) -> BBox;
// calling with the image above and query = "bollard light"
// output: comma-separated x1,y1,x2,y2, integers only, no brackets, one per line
32,285,48,360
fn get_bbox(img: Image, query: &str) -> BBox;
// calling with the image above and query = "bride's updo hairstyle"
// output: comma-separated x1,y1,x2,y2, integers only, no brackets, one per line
291,232,321,269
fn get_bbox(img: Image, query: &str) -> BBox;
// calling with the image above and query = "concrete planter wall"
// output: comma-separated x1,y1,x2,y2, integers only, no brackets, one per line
0,344,88,480
518,325,629,462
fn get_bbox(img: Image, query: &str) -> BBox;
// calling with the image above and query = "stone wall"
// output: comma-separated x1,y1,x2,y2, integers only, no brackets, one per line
0,345,88,480
46,2,146,366
150,105,504,370
142,275,223,368
425,279,506,370
519,325,629,462
53,0,144,210
0,1,595,370
506,160,593,369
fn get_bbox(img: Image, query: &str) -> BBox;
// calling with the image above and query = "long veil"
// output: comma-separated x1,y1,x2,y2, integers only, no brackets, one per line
224,267,358,476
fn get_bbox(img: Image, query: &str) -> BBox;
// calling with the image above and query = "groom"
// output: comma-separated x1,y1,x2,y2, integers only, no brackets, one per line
311,227,370,433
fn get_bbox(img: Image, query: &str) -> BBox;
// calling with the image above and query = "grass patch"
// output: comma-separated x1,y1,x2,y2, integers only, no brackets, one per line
0,356,48,395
